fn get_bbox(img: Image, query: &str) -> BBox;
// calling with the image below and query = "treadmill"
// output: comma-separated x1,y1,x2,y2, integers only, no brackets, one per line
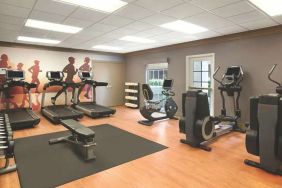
0,70,40,130
41,71,83,124
73,71,116,118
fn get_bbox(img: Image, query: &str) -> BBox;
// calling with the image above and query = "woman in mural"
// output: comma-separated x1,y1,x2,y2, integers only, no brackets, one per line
79,57,92,99
63,56,78,83
0,54,12,83
28,60,42,93
0,54,17,108
17,63,29,108
51,57,78,104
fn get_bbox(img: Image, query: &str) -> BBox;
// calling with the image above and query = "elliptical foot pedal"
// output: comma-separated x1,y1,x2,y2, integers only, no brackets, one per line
138,120,153,126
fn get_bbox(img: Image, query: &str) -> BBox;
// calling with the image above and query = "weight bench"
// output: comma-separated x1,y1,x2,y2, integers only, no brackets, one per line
49,119,96,161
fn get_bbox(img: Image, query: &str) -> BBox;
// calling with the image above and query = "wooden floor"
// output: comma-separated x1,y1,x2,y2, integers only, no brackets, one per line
1,106,281,188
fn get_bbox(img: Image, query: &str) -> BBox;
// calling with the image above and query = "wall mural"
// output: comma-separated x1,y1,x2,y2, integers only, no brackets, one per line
0,52,93,111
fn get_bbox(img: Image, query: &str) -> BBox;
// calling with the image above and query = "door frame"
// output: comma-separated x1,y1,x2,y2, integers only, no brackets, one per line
186,53,215,115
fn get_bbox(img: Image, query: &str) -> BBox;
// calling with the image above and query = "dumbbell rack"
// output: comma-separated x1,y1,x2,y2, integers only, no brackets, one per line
0,114,16,175
124,82,140,109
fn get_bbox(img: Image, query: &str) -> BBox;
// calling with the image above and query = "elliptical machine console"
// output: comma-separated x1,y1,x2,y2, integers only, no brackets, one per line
138,79,178,126
179,65,246,151
245,64,282,175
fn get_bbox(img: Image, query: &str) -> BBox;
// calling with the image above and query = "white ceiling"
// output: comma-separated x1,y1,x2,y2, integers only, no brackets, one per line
0,0,281,53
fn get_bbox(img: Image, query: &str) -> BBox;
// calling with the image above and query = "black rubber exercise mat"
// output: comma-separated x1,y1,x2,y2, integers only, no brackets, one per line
14,124,167,188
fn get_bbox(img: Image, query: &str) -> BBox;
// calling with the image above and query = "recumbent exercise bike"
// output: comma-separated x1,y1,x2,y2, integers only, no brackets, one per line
138,79,178,126
245,64,282,175
179,66,246,151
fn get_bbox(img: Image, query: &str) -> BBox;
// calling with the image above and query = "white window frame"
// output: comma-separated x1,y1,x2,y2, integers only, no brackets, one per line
186,53,215,115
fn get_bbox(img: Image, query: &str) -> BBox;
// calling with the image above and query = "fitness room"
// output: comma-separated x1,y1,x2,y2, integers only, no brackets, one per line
0,0,282,188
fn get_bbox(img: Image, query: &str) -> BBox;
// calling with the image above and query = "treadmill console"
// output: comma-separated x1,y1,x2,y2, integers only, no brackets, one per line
78,71,92,80
6,70,25,81
46,71,64,81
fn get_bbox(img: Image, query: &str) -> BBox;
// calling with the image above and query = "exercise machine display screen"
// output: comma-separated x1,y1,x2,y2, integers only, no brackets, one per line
82,72,91,78
7,70,24,80
226,66,240,76
50,72,61,79
163,79,173,89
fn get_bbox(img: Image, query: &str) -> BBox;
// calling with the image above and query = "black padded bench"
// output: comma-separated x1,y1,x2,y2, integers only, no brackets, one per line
49,119,96,161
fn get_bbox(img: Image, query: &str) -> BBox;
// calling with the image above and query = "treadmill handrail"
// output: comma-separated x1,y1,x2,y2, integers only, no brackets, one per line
2,80,37,109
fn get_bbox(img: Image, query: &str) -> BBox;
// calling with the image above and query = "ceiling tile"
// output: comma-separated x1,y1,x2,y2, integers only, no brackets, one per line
213,25,247,35
102,28,136,39
0,29,19,42
115,4,154,20
162,2,204,19
228,10,267,24
34,0,77,16
69,7,107,22
100,15,134,27
20,27,49,38
29,10,66,23
0,3,31,18
46,32,72,40
134,27,171,37
184,12,233,29
239,18,278,30
0,14,26,25
141,13,175,25
212,1,255,18
194,30,220,39
134,0,183,12
0,22,22,32
190,0,241,10
122,21,154,31
86,23,118,33
73,29,105,40
0,0,36,9
63,18,93,28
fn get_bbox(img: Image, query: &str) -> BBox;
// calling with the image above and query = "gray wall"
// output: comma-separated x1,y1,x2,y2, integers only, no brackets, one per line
125,32,282,122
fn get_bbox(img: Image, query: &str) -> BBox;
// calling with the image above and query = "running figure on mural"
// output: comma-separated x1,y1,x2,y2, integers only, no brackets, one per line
0,54,12,83
17,63,29,108
28,60,42,93
51,57,78,104
63,56,78,83
79,57,92,99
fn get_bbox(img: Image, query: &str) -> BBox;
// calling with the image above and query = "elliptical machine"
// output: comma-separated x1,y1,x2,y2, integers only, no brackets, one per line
245,64,282,175
179,66,246,151
138,79,178,126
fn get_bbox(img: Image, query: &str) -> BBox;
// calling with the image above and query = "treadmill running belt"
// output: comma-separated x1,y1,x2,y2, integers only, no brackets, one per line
45,106,78,115
3,109,40,130
78,103,111,111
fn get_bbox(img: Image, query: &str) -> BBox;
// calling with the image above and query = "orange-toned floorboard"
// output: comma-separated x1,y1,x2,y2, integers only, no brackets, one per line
0,106,281,188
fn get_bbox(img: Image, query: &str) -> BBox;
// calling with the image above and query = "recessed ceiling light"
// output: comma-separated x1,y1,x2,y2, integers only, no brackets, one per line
25,19,82,33
17,36,61,44
249,0,282,16
120,36,155,44
160,20,208,34
54,0,128,13
93,45,122,51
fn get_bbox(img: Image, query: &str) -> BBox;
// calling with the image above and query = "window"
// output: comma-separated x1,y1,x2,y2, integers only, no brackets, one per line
146,63,168,108
186,54,214,114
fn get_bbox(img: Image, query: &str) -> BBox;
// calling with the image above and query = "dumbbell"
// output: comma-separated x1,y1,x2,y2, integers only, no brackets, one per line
0,140,14,158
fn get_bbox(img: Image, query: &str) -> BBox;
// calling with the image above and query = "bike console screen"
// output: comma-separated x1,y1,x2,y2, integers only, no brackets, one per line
163,79,173,90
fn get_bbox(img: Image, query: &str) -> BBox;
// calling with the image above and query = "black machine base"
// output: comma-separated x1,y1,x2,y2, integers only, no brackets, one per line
244,159,282,176
180,139,211,152
138,116,178,126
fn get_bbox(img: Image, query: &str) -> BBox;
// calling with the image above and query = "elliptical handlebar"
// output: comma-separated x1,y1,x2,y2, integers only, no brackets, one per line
237,66,244,85
268,64,281,87
213,66,223,86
